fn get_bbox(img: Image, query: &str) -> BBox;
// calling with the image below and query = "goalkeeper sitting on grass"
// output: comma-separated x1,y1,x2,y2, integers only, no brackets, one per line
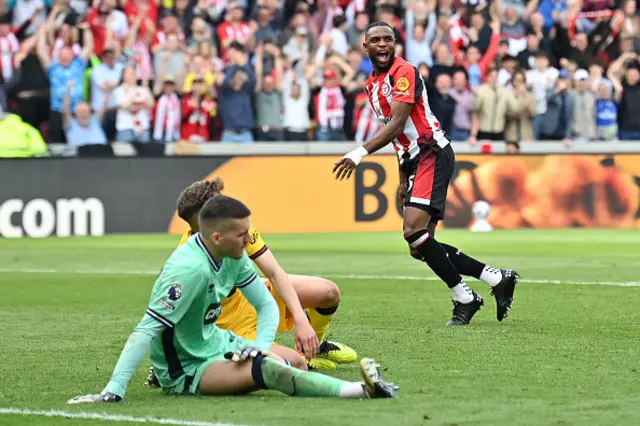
68,195,397,403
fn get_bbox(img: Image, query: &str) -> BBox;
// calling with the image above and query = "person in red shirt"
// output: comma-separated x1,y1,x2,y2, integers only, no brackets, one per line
217,1,251,59
151,10,185,54
123,0,159,39
181,78,216,142
333,21,519,327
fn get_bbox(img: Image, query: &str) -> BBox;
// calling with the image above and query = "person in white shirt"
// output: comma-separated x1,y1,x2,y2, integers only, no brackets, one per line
114,67,154,143
330,15,349,57
526,51,559,138
282,66,310,141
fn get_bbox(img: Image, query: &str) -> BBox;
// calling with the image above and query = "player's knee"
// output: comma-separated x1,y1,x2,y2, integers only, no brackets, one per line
323,280,340,307
290,353,308,371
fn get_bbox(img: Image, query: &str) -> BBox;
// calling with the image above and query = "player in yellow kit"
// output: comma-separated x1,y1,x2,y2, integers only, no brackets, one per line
154,178,357,377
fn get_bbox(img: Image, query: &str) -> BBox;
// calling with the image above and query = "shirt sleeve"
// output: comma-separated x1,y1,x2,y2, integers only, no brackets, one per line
102,314,163,398
245,226,268,260
146,265,205,329
235,254,278,350
391,62,423,105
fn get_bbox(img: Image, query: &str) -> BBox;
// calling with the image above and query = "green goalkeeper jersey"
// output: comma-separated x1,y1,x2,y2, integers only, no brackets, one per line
102,233,279,398
147,234,261,381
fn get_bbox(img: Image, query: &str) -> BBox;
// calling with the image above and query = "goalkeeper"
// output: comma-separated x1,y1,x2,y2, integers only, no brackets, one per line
68,195,397,402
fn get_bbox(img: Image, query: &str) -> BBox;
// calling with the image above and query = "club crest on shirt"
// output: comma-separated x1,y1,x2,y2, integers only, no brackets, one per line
167,283,183,301
395,77,410,91
381,82,391,96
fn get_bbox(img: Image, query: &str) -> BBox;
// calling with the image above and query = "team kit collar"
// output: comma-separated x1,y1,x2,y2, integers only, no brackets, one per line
195,233,221,271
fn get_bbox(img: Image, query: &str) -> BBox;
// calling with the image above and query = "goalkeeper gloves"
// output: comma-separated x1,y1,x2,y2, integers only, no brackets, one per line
67,392,122,404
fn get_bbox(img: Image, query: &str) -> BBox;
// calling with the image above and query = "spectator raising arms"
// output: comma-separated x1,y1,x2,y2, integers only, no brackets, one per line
37,19,93,144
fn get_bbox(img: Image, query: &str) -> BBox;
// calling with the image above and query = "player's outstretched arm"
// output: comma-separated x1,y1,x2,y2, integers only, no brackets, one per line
253,250,319,359
67,315,163,404
334,101,413,180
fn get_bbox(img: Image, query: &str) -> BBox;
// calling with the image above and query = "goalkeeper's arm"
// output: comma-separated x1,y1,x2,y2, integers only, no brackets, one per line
68,314,163,403
102,314,164,398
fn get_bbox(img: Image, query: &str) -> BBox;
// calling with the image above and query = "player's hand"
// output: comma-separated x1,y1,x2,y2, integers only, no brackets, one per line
294,320,319,359
224,347,269,363
67,392,122,404
333,158,357,180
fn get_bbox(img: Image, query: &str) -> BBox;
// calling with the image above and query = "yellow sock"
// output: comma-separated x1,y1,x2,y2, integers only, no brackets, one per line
308,307,337,342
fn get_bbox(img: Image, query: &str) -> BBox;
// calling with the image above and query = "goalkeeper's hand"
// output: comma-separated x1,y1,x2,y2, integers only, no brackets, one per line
67,392,122,404
224,347,269,363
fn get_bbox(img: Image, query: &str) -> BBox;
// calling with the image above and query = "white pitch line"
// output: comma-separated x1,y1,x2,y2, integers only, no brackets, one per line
0,267,639,287
0,407,249,426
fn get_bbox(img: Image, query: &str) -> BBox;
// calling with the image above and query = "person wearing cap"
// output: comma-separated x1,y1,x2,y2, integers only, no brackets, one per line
571,69,596,142
539,69,575,145
314,66,349,142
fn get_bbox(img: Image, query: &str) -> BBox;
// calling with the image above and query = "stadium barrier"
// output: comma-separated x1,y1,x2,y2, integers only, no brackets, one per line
1,148,639,237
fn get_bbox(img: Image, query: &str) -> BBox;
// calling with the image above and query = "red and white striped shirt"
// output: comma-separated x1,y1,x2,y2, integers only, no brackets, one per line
365,56,446,164
315,86,345,130
0,33,19,82
353,92,380,143
153,93,181,142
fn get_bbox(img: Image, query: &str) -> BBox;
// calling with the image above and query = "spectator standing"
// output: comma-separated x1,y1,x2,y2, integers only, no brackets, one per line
181,78,215,142
539,70,575,145
217,1,251,60
153,76,181,143
607,52,640,140
37,20,93,144
571,69,596,141
219,44,256,143
113,67,154,143
404,0,437,67
526,51,559,138
282,66,311,141
517,31,542,70
254,42,284,141
63,80,108,146
429,73,456,134
504,70,536,152
595,80,619,141
448,70,474,141
90,48,123,141
470,69,509,143
153,34,186,79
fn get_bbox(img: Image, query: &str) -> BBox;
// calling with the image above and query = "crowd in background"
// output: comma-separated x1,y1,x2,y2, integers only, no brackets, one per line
0,0,640,152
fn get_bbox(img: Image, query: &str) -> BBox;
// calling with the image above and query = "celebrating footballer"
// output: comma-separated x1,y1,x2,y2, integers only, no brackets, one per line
333,21,519,326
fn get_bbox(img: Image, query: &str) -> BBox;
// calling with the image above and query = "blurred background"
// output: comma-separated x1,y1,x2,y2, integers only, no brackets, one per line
0,0,639,152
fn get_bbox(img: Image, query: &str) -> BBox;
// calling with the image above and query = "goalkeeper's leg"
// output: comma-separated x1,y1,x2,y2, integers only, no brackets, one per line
198,352,397,398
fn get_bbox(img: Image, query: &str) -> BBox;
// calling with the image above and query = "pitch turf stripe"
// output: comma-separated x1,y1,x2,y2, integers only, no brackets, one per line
0,407,250,426
0,267,639,287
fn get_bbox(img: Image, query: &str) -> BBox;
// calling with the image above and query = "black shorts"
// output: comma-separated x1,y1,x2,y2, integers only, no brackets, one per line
401,142,455,222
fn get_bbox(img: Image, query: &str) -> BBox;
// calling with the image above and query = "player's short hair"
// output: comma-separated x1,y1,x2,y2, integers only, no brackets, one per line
365,21,394,41
176,178,225,222
198,195,251,231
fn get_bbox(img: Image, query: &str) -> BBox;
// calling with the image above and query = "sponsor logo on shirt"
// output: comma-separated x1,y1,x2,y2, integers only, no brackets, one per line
158,299,176,312
395,77,410,91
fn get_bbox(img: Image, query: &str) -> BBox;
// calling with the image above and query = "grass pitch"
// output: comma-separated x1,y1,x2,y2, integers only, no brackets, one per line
1,229,639,426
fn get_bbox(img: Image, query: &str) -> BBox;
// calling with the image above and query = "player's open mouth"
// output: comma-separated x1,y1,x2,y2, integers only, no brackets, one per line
376,51,389,62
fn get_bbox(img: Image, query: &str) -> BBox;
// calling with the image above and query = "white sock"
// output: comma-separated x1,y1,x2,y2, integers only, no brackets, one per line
451,280,474,303
479,266,502,287
339,382,367,398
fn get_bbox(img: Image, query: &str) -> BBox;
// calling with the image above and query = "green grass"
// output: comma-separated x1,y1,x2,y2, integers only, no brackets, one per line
1,229,639,426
